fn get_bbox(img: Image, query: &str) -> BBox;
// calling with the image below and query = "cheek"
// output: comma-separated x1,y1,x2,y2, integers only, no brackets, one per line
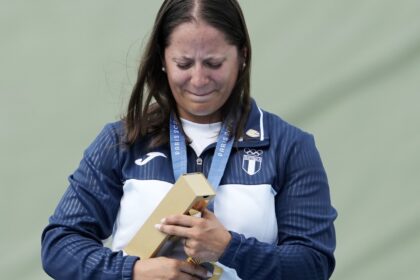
215,70,238,91
167,72,186,90
225,62,240,79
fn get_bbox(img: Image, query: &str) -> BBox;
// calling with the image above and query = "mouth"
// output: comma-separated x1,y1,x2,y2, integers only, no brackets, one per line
184,90,217,103
186,90,215,97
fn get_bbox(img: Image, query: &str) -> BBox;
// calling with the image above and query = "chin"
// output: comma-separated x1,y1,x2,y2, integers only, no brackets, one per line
183,107,221,123
187,104,214,115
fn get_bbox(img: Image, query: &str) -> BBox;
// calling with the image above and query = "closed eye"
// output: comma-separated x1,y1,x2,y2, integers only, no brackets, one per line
175,60,223,70
206,62,222,69
177,62,193,70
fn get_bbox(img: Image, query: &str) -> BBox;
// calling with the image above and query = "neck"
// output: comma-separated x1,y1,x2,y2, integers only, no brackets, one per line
178,112,222,124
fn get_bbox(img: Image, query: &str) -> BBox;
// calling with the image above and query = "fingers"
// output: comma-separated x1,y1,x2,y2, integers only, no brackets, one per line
155,223,193,238
163,214,200,227
155,211,229,263
155,214,203,238
202,208,215,219
191,199,208,211
183,238,199,250
184,238,203,261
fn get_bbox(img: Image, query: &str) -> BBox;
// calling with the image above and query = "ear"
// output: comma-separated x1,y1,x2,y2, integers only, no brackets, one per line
241,47,248,62
160,48,167,70
161,57,167,73
239,47,248,70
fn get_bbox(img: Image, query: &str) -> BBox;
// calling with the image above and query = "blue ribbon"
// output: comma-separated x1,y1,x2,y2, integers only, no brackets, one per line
169,114,234,210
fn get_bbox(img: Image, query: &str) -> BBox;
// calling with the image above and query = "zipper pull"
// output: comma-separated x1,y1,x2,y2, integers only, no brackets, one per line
196,157,203,166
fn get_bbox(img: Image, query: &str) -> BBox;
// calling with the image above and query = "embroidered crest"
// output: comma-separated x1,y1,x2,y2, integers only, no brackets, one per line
242,148,263,175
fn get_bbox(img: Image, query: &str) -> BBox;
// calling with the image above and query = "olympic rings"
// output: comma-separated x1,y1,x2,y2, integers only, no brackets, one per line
244,148,263,156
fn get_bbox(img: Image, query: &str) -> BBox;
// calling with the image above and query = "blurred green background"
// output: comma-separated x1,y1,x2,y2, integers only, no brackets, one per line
1,0,419,279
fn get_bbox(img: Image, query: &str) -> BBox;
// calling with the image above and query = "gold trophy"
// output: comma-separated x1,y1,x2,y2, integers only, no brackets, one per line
124,173,223,279
124,173,216,259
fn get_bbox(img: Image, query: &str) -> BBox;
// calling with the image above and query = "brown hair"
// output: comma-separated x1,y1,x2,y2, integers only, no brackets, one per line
124,0,252,147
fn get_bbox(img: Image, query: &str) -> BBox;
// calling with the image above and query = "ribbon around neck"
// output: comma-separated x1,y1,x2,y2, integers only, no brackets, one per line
169,114,234,210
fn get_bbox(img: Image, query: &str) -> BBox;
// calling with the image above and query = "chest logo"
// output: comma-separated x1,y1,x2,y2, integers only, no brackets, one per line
242,148,263,175
135,152,167,166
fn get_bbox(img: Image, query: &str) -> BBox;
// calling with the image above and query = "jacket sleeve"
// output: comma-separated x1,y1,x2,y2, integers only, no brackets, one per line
219,132,337,280
41,123,139,280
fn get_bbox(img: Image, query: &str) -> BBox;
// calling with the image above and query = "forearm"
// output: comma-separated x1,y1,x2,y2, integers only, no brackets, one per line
219,232,333,280
41,225,138,280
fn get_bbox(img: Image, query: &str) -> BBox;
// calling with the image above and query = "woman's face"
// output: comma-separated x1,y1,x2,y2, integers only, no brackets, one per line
164,21,241,124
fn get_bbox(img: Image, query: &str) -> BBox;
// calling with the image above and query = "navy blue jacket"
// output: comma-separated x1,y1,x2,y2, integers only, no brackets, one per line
41,100,337,279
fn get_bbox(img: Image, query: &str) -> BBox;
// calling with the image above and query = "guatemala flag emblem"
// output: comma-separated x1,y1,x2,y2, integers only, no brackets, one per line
242,148,263,175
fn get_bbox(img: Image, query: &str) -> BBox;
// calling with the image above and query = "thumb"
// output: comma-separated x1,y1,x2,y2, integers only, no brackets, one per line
202,208,216,219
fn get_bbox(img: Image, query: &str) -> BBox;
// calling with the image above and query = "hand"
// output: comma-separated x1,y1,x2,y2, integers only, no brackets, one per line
133,257,211,280
155,209,232,262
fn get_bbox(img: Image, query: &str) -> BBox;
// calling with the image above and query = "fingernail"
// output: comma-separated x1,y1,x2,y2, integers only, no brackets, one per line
154,224,161,230
160,218,166,223
207,271,213,278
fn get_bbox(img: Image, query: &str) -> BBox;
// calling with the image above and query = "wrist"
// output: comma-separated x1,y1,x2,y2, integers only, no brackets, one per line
217,230,232,260
218,231,242,266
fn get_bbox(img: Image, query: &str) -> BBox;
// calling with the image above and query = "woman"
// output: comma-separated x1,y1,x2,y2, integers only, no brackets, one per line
41,0,337,279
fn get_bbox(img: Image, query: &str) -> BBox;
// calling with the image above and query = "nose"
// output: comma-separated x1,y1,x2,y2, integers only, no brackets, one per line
190,65,209,89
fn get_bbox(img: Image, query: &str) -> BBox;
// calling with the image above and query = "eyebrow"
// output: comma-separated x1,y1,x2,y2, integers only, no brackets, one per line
171,56,226,62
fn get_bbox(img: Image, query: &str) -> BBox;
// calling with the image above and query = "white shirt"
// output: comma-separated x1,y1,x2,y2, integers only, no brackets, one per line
180,118,222,156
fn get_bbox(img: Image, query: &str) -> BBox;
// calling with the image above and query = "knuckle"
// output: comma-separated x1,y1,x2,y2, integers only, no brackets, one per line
196,219,206,227
164,215,176,225
193,232,205,242
168,215,178,222
167,225,177,235
189,247,199,256
189,240,199,249
169,259,180,269
190,230,200,240
165,226,173,234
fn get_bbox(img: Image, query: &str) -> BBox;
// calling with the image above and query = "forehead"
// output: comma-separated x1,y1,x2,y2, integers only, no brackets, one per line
166,21,236,55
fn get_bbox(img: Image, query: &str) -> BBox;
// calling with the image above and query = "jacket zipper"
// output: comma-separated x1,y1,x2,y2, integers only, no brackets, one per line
196,157,203,173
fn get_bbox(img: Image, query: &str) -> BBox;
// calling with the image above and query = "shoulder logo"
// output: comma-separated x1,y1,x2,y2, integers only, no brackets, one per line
245,129,260,138
242,148,263,175
135,152,167,166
